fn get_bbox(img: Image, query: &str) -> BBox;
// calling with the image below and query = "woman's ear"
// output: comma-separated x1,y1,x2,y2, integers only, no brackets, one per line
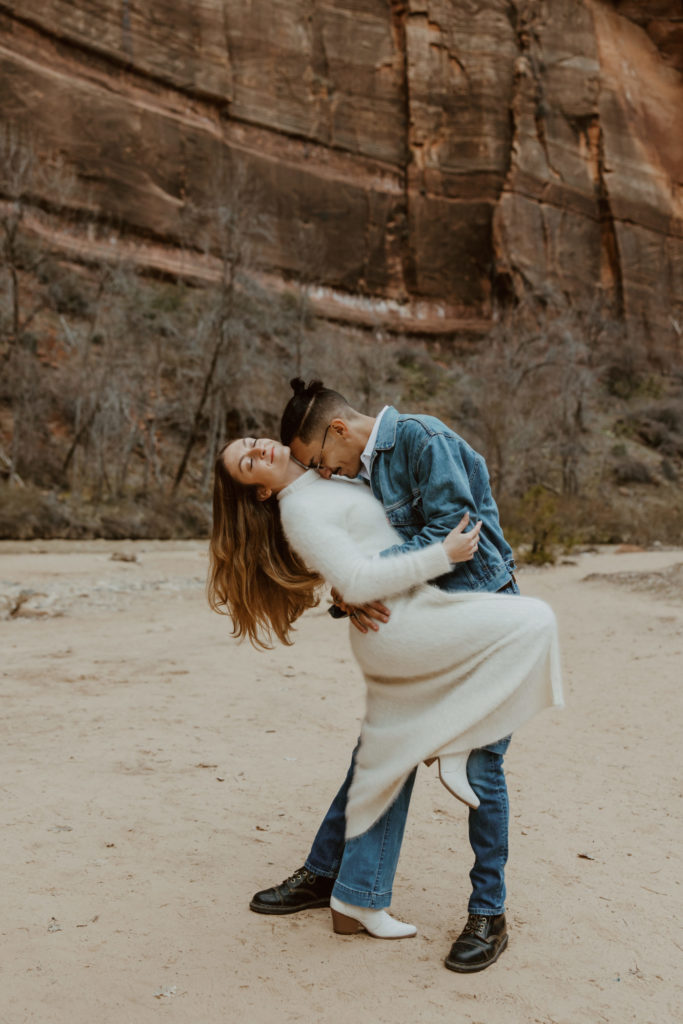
256,486,272,502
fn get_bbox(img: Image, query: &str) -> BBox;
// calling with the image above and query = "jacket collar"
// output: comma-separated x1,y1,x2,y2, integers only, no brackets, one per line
373,406,400,452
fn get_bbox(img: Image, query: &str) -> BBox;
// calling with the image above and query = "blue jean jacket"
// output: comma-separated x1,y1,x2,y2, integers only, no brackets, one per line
369,407,515,593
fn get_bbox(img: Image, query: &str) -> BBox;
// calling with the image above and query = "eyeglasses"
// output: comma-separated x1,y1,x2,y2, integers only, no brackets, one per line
312,423,331,471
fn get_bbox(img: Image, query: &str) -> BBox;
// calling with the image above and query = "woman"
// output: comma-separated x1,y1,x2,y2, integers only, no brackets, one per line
209,436,563,939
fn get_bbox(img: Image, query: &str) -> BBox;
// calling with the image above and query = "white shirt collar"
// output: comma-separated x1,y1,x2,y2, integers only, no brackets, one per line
359,406,389,481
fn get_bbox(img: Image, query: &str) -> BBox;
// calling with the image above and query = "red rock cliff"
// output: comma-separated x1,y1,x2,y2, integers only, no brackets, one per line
1,1,681,343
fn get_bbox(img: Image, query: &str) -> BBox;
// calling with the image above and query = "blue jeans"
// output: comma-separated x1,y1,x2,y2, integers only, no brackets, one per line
305,581,519,914
305,742,415,909
305,738,509,913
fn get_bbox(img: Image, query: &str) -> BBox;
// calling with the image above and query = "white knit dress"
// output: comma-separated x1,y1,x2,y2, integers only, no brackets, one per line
278,470,564,840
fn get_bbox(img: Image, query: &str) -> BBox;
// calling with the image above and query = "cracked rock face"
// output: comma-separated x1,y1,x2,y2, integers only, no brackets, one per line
1,1,681,342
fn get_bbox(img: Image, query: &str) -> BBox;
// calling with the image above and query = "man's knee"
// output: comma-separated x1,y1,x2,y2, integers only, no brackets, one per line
483,734,512,757
466,748,505,791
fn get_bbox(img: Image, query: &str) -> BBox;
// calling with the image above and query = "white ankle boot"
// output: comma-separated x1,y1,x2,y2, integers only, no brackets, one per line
330,895,417,939
438,751,480,809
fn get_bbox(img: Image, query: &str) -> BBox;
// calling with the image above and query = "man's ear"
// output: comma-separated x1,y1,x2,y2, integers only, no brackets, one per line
330,417,349,438
256,486,272,502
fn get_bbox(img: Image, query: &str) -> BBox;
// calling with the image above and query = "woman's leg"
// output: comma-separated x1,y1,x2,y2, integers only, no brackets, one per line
332,768,417,909
437,750,480,808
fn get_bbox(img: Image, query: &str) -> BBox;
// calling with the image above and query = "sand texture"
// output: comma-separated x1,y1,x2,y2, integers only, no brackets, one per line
1,541,681,1024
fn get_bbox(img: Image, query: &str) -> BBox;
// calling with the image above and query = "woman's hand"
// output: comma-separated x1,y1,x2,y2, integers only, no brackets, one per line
443,512,482,564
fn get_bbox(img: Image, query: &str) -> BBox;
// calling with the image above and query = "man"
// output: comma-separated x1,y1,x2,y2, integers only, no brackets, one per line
250,378,517,972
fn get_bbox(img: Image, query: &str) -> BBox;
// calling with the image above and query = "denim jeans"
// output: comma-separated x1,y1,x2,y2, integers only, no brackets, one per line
304,583,518,915
465,738,510,915
305,740,509,913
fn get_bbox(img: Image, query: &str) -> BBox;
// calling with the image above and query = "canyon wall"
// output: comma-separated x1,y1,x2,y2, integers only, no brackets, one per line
1,0,681,343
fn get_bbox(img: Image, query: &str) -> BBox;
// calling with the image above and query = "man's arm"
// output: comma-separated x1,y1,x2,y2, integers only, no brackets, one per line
379,431,479,558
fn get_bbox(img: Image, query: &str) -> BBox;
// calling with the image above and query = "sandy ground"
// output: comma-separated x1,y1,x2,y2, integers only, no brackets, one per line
1,539,682,1024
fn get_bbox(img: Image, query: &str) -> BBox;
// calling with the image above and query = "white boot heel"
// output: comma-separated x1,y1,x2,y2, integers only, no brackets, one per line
438,751,480,809
330,895,417,939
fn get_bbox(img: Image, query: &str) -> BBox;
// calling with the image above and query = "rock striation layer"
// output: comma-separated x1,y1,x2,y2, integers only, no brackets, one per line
1,0,681,343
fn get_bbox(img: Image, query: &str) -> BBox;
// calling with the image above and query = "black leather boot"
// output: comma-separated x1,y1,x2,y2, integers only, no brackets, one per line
249,867,335,915
444,913,508,972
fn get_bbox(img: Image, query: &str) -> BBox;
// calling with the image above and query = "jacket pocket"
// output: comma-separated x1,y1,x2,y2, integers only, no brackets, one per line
386,493,423,529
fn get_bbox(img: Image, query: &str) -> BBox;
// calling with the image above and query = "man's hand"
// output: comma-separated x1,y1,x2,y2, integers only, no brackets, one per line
330,588,390,634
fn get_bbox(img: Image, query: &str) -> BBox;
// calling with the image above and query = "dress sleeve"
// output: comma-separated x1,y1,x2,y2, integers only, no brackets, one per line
280,495,451,605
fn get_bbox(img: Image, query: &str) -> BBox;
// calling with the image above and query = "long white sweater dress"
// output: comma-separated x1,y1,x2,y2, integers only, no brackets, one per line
278,470,564,840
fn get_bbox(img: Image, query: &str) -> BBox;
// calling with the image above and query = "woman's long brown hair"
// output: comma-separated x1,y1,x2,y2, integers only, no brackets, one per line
208,444,322,648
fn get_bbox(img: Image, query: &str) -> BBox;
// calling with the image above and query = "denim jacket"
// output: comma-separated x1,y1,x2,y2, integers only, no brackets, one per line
369,407,515,593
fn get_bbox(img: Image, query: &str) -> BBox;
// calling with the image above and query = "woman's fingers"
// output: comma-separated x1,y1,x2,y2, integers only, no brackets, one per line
452,511,470,534
443,516,483,562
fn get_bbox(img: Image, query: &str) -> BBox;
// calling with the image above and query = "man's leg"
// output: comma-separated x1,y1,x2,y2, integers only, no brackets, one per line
304,744,359,879
444,738,510,971
445,576,520,969
467,738,510,916
249,745,358,915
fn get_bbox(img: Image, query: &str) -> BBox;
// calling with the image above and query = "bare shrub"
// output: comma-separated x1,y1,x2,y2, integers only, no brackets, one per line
509,485,559,565
613,458,655,485
5,345,64,486
0,482,80,539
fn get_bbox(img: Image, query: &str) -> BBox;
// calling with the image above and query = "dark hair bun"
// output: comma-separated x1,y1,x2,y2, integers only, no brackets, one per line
290,377,324,398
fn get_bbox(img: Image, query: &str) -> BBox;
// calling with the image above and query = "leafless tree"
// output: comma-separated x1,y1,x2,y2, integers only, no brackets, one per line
56,264,181,501
458,294,605,501
287,224,331,377
0,125,77,359
170,160,272,493
0,125,80,482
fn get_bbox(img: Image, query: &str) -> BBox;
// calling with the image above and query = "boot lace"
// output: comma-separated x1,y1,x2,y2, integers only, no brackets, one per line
463,914,489,936
283,867,315,889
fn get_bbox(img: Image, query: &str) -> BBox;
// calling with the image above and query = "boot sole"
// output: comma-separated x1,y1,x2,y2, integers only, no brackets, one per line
331,907,416,939
249,897,331,915
444,933,508,973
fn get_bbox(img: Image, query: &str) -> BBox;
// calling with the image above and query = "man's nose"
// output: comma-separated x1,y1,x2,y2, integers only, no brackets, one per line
318,466,333,480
